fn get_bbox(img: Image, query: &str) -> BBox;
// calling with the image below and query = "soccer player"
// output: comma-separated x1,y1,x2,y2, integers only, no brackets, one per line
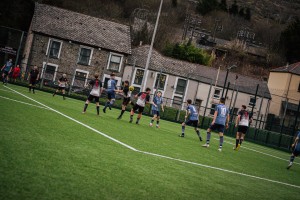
53,74,68,100
12,65,21,82
149,91,164,128
287,129,300,169
27,66,39,94
117,80,132,120
103,73,117,113
1,59,13,85
179,99,202,141
202,97,229,151
234,105,252,150
82,73,103,115
130,87,152,124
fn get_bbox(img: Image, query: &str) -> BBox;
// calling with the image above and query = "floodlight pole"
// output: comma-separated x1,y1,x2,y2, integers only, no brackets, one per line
141,0,163,92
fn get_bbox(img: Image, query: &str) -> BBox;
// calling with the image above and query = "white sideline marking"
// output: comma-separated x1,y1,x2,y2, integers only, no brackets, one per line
5,85,300,189
0,95,50,110
213,138,300,165
4,86,137,152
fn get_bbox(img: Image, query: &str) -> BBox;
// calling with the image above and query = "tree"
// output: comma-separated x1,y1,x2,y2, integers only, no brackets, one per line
172,0,177,8
197,0,219,15
219,0,228,12
229,0,239,16
245,7,251,21
238,7,245,18
279,17,300,63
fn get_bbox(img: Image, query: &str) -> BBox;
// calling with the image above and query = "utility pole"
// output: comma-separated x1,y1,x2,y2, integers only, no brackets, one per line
140,0,163,92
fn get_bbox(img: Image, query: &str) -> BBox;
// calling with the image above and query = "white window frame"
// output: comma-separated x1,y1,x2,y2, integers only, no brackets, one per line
46,38,63,59
213,88,222,99
106,52,124,72
152,72,169,93
71,69,89,86
77,45,94,66
131,68,145,87
171,77,189,109
102,73,122,88
41,62,58,81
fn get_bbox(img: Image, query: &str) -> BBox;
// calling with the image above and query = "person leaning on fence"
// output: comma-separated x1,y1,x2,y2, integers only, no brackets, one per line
234,105,253,151
287,129,300,169
149,91,164,128
53,74,68,100
179,99,202,142
82,73,103,116
1,58,13,85
202,97,229,152
27,66,39,94
12,65,21,82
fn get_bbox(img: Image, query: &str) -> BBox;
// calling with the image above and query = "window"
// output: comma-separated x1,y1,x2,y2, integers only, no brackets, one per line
249,97,256,106
47,39,62,59
195,99,202,107
134,69,144,85
78,47,92,65
107,54,123,71
42,62,58,82
172,96,183,109
73,70,88,87
154,74,167,90
213,89,222,99
210,104,217,115
175,79,187,94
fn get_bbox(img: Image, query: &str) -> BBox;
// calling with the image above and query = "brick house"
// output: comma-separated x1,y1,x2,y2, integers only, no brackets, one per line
123,45,271,128
22,3,131,88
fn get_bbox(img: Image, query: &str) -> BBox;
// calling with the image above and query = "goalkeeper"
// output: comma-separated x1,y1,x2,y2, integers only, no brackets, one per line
117,80,133,120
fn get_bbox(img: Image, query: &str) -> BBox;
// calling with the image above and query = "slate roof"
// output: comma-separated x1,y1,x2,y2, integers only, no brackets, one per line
271,62,300,75
31,3,131,54
129,45,271,99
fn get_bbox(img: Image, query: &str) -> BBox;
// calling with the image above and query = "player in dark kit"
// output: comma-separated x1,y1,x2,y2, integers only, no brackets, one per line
179,99,202,142
130,87,152,124
287,129,300,169
53,74,68,100
117,80,132,120
234,105,252,150
27,66,40,94
82,73,103,115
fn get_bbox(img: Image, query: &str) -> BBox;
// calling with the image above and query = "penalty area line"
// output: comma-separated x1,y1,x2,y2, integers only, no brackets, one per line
0,95,50,110
5,85,300,189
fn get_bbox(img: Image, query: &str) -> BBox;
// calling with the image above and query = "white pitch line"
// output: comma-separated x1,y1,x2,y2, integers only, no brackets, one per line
0,95,50,110
4,86,137,152
5,85,300,189
213,138,300,165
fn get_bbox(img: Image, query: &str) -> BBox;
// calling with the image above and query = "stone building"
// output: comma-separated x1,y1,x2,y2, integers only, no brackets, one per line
22,3,131,88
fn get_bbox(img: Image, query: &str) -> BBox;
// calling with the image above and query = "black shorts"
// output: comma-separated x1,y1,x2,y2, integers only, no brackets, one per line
57,86,66,91
87,95,100,103
185,120,198,128
210,123,225,133
152,110,160,117
3,71,9,76
237,125,249,134
29,78,37,85
132,104,144,114
122,97,130,106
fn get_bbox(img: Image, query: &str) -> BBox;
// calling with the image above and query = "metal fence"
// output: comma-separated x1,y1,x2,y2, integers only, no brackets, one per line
3,62,299,151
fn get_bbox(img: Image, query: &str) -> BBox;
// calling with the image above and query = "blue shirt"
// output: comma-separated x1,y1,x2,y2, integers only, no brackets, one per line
215,104,229,125
4,61,13,72
152,96,163,111
187,105,198,121
107,79,116,92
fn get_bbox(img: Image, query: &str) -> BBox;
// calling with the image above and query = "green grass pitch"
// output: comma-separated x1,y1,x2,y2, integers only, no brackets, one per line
0,84,300,200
